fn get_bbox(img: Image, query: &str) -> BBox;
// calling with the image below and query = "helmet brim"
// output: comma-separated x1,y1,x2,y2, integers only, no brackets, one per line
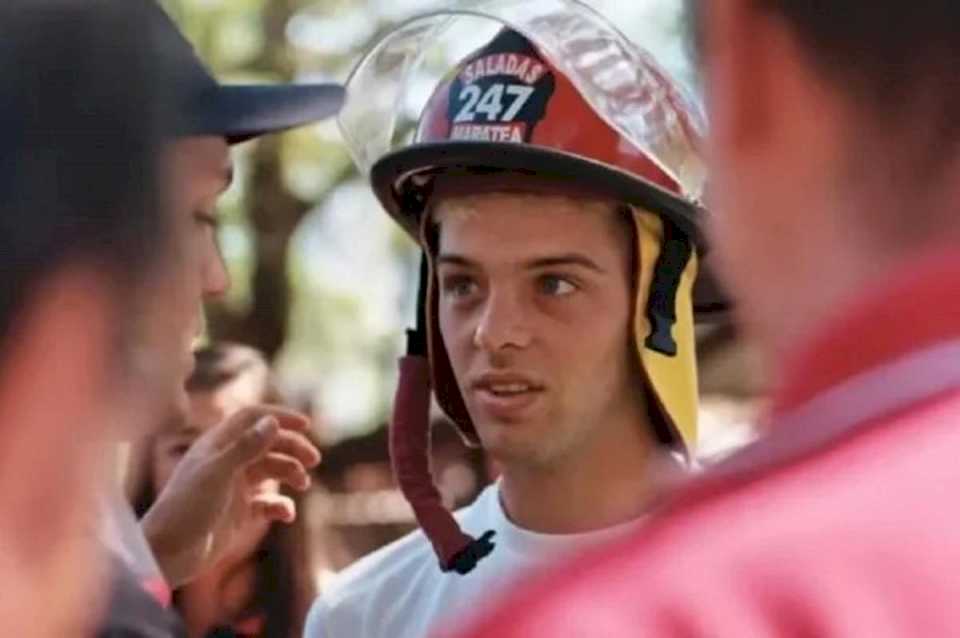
370,141,730,318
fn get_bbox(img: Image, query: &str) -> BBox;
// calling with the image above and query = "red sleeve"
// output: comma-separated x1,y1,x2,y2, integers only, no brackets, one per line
451,458,960,637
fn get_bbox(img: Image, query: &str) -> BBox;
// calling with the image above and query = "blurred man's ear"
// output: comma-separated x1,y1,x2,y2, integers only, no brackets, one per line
0,267,117,432
0,267,118,636
703,0,784,153
701,0,765,154
703,0,844,178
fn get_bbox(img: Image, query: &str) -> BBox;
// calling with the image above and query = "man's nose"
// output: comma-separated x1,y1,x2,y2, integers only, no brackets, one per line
203,246,230,299
472,289,532,353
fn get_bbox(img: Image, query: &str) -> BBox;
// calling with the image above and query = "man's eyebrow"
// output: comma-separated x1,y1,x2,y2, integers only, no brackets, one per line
526,254,606,274
165,424,202,439
436,253,479,268
194,209,220,229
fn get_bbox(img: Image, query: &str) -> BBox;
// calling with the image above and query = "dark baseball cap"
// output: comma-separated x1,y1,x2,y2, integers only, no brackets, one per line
147,0,344,144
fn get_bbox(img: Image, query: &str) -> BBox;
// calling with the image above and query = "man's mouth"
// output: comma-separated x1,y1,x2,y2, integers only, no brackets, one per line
484,382,537,396
470,373,546,420
472,373,545,395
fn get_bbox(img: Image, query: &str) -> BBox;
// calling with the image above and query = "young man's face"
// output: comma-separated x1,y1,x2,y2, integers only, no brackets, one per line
436,193,643,468
153,136,232,408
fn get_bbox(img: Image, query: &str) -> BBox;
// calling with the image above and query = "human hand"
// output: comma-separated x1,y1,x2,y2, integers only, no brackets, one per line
140,405,320,587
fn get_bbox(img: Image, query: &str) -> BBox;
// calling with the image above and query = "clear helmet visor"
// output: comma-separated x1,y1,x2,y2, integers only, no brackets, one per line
338,0,707,204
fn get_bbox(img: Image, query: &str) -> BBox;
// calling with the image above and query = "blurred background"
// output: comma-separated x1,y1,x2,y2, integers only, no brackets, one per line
159,0,765,586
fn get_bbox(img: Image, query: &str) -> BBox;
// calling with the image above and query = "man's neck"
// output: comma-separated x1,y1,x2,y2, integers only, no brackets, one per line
766,233,960,385
771,245,960,416
497,415,668,535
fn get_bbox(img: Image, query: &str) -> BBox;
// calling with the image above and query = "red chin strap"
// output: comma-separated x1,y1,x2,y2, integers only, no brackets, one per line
389,254,496,575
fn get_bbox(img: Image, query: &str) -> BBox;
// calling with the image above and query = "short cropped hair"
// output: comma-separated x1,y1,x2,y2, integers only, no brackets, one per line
685,1,960,152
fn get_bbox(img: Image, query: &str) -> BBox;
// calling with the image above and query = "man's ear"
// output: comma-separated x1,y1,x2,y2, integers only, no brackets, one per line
0,267,120,539
702,0,779,153
0,267,117,435
0,267,119,634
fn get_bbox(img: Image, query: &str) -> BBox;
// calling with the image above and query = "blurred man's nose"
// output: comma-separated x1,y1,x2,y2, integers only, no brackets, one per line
203,247,230,299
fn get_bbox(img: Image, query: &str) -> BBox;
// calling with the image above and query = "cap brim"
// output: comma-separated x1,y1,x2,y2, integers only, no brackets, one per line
189,83,345,144
371,141,730,318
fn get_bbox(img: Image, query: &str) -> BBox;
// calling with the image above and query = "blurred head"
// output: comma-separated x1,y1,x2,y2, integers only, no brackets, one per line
689,0,960,365
132,343,312,637
434,192,653,469
0,0,178,634
147,344,279,548
140,0,343,416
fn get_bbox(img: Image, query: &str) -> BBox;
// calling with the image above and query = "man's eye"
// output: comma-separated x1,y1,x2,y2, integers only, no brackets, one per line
193,211,218,229
538,275,577,297
169,443,191,458
441,275,478,299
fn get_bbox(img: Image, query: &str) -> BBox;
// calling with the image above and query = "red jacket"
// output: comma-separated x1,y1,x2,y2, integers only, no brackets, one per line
456,250,960,637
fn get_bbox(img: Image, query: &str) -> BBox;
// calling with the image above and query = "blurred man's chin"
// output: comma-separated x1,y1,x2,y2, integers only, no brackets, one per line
173,385,190,417
148,384,190,438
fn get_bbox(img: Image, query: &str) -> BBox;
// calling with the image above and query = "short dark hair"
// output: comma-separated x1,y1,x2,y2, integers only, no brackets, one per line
0,0,176,362
186,342,284,404
685,1,960,150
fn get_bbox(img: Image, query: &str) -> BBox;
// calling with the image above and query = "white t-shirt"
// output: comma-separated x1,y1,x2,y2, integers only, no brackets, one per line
305,482,643,638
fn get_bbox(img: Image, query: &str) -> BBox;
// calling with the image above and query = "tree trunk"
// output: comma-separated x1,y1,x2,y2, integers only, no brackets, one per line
206,0,303,360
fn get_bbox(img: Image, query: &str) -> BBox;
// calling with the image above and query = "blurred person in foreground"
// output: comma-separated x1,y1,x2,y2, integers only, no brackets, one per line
0,0,180,635
457,1,960,636
96,2,339,636
129,344,315,638
307,2,727,635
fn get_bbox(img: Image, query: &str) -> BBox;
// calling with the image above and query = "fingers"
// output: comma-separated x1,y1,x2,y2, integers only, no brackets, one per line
259,406,310,433
212,405,310,451
218,415,279,468
267,429,321,470
214,406,314,470
247,452,311,491
251,493,296,524
245,427,323,488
